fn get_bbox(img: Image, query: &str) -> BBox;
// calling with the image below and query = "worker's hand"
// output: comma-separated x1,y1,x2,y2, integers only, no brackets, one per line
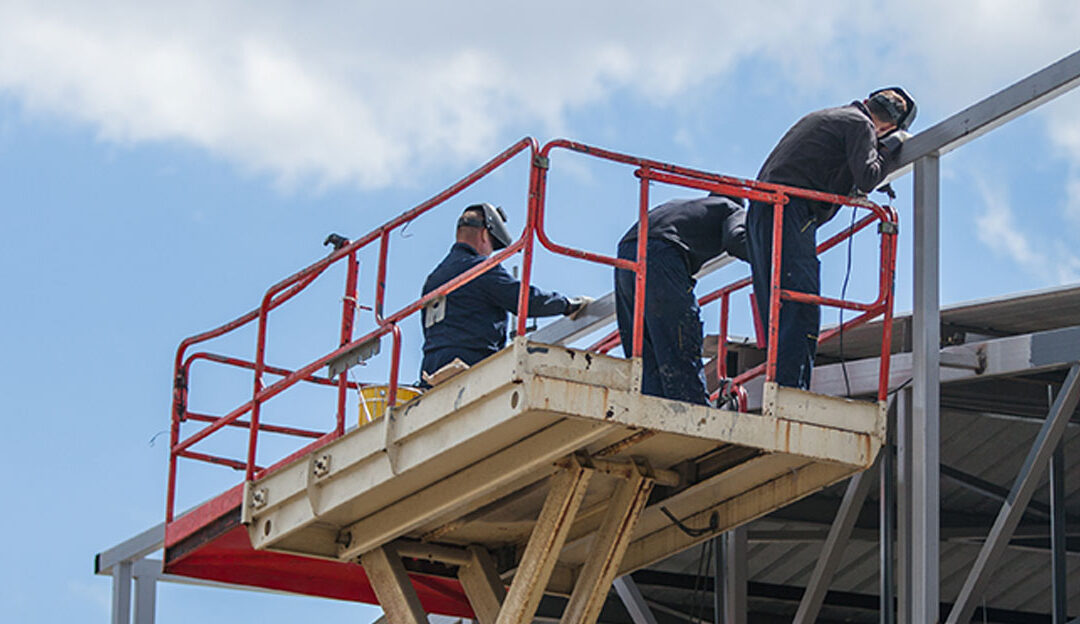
878,130,912,157
564,296,594,320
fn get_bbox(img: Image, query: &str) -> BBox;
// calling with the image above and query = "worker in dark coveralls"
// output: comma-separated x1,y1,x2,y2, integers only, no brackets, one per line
614,195,750,405
747,88,916,389
420,203,591,383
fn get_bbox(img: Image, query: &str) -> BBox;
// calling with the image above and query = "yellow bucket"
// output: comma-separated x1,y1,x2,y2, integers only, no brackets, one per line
359,385,421,424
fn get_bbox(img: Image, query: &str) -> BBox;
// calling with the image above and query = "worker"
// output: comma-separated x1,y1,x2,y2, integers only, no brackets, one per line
419,203,591,383
614,194,749,405
747,87,916,389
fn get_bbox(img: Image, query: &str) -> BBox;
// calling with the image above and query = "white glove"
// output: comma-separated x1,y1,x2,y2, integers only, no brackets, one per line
564,296,594,320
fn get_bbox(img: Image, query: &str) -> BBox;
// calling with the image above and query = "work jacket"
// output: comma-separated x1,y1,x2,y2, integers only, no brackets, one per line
421,242,569,358
757,101,896,224
618,195,748,273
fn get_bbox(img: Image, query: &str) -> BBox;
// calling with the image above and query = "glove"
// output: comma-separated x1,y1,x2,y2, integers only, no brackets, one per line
564,296,594,320
878,130,912,158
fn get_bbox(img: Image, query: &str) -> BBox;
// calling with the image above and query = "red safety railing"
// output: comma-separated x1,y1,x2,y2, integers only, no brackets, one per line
165,136,898,524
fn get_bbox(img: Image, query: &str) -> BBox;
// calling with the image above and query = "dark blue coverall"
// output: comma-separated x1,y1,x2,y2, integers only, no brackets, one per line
420,242,570,381
614,195,748,404
748,101,895,389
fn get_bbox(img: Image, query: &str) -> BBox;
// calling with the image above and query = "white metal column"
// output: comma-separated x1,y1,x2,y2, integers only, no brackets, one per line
911,153,941,623
111,560,133,624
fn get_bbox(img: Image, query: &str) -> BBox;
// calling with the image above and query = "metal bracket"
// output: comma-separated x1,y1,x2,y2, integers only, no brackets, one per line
533,154,550,169
423,295,447,328
383,410,401,475
327,335,381,377
306,454,332,515
878,221,899,235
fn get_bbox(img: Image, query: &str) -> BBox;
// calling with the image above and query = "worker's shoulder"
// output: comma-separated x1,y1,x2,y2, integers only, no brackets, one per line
808,103,873,128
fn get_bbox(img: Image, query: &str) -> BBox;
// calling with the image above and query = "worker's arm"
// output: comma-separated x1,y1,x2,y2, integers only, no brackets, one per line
845,120,891,193
480,264,571,317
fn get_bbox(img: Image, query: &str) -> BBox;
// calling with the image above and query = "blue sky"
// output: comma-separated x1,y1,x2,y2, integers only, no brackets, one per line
1,2,1079,622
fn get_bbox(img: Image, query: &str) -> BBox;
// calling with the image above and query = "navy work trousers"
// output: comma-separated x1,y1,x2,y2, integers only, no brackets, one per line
746,197,820,389
615,239,708,405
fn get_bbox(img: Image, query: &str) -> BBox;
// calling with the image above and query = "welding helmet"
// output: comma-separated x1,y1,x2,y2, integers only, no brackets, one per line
458,203,513,250
868,87,918,131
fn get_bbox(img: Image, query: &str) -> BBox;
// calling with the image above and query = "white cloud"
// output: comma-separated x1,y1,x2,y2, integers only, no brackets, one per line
974,178,1080,285
0,1,1078,191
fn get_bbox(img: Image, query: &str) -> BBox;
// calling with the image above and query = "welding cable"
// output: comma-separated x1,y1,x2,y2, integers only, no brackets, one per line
837,206,858,397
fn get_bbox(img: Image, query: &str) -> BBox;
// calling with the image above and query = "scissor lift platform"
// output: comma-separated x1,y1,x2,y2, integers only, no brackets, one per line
164,338,883,623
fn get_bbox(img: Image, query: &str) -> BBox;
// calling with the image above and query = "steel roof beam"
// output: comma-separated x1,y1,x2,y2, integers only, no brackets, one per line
946,365,1080,624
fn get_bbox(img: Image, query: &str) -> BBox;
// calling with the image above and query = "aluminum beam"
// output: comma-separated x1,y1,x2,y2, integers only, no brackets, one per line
880,402,897,624
895,388,913,624
134,573,156,624
911,153,941,624
111,561,132,624
946,365,1080,624
721,527,747,624
613,576,660,624
97,523,164,575
792,464,877,624
1051,439,1068,624
886,48,1080,179
940,463,1053,520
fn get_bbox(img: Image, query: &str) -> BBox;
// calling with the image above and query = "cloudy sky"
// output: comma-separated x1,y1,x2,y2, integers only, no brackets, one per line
1,2,1078,623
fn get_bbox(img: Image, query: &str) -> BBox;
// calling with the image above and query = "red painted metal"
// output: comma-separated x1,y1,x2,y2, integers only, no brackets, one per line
765,198,786,383
178,449,262,472
632,171,650,358
184,412,324,439
337,251,360,435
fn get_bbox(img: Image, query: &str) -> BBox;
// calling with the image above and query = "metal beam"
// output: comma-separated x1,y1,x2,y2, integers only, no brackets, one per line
912,152,941,624
360,545,428,624
497,462,592,624
721,527,748,624
895,388,913,624
880,401,897,624
887,48,1080,178
1051,437,1068,624
560,468,653,624
613,576,660,624
941,463,1053,520
792,465,877,624
458,546,507,624
946,365,1080,624
111,560,132,624
96,523,164,575
133,573,156,624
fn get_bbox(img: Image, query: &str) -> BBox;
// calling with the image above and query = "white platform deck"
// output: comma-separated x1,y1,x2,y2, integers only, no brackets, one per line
241,337,884,596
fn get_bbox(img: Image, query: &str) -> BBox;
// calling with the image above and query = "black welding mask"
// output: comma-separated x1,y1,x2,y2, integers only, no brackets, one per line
868,87,918,132
458,203,513,250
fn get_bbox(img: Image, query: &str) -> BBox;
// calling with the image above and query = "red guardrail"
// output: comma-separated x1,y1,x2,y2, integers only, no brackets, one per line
165,136,898,524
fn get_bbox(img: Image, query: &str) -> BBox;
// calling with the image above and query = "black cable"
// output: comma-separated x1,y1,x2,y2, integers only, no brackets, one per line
838,207,857,397
690,538,711,624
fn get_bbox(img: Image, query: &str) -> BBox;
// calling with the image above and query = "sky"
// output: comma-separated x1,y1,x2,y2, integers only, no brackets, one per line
1,2,1079,622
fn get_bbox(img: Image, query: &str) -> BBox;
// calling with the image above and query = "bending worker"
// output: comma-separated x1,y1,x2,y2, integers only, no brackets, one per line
747,87,916,389
420,203,591,383
614,195,749,405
